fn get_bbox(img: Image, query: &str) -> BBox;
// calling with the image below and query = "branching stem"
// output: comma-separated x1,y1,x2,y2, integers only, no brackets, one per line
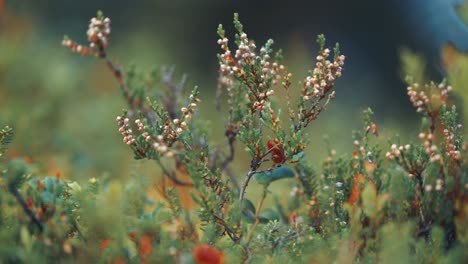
10,188,44,232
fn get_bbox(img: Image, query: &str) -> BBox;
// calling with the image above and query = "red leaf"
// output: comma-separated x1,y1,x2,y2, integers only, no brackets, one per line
267,139,285,164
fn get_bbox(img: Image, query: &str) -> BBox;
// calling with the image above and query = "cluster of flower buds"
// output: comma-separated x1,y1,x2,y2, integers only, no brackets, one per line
252,100,266,112
135,119,145,132
135,117,186,156
407,82,451,113
258,41,285,87
385,144,411,160
417,132,442,162
435,178,444,191
116,116,136,146
87,15,111,49
407,83,428,113
62,11,111,56
365,122,379,136
301,48,345,101
161,119,185,142
133,119,153,143
424,178,445,192
153,92,200,150
183,93,201,122
443,126,462,160
218,36,236,75
217,31,285,102
115,88,200,158
62,38,96,56
351,140,368,161
152,135,171,156
234,33,256,64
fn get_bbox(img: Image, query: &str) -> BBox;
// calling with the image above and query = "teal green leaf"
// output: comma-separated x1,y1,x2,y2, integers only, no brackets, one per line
41,191,53,203
253,167,295,184
291,152,304,162
44,177,55,191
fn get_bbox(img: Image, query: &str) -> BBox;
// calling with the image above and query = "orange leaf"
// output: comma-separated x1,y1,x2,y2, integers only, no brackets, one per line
99,239,111,250
290,212,297,227
348,174,366,205
139,235,153,256
193,245,224,264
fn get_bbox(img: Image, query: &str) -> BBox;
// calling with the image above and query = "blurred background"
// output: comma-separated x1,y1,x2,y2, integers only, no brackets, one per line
2,0,468,183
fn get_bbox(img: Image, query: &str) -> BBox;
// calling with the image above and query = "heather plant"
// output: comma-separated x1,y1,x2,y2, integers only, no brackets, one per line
0,10,467,264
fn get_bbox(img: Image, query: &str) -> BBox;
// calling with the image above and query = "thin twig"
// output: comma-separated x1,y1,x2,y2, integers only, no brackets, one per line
10,188,44,232
239,153,282,203
221,126,240,192
71,220,87,242
161,66,187,119
242,245,253,264
295,87,334,132
156,159,193,187
100,50,133,107
101,50,194,187
100,49,156,125
239,169,258,202
212,215,241,243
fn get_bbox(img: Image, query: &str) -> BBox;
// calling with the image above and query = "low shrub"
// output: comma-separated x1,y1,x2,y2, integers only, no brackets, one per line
0,11,467,263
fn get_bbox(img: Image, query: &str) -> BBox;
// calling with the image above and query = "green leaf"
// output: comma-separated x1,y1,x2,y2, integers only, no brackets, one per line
253,167,295,184
242,198,256,223
259,208,280,223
